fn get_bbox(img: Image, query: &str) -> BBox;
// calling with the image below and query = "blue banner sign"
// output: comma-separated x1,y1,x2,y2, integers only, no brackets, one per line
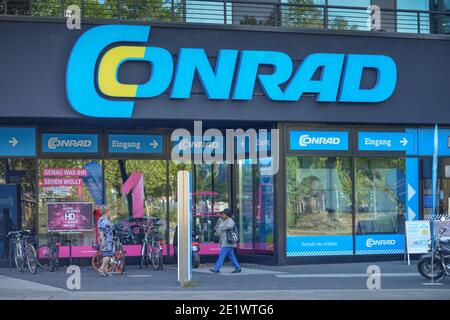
355,234,405,255
42,133,98,153
286,236,353,256
108,134,163,154
358,131,416,152
0,127,36,156
82,162,104,206
289,131,349,151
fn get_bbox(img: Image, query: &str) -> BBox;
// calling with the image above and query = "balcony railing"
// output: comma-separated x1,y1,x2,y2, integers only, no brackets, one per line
1,0,450,35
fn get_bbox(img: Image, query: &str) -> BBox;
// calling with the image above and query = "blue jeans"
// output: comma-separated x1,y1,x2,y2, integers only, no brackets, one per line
214,247,241,271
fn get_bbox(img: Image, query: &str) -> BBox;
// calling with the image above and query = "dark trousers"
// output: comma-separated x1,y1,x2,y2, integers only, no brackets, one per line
1,237,10,259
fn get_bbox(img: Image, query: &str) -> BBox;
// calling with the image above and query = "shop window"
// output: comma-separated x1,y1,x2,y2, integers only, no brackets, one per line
193,164,230,250
38,159,101,248
0,159,38,258
286,156,353,236
420,157,450,219
104,159,168,247
237,159,254,252
255,158,275,253
237,158,275,254
355,158,406,234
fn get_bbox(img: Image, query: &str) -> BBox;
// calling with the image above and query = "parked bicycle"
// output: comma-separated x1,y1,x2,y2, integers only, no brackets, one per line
140,221,164,270
91,230,126,275
116,225,140,245
37,230,60,272
7,230,38,274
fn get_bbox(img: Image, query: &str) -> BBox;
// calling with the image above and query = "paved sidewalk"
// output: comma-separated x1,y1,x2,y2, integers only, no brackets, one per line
1,261,449,300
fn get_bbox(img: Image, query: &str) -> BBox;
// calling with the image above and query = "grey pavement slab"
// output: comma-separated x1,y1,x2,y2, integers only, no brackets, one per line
1,261,450,299
275,272,418,278
188,266,288,276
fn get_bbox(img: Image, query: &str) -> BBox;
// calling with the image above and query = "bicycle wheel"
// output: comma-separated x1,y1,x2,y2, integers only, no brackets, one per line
26,245,38,274
14,243,24,273
91,251,103,271
115,255,126,275
151,244,163,271
37,245,51,269
139,243,148,269
93,252,109,272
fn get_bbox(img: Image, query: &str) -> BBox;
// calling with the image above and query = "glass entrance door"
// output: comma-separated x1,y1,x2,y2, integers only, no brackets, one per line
192,160,274,256
193,164,230,250
236,158,274,255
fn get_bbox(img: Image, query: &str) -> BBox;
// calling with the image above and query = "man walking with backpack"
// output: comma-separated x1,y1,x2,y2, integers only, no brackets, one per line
210,208,242,274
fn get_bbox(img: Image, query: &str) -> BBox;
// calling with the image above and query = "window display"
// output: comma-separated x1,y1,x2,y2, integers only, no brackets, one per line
287,156,353,236
355,158,406,234
38,159,102,256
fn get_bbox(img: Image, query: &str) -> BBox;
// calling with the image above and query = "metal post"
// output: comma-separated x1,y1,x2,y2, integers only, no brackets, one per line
81,0,84,18
274,3,278,27
165,160,170,254
177,171,192,286
117,0,120,19
417,12,421,33
171,0,174,22
323,0,329,30
4,0,7,15
223,1,227,24
69,238,72,266
61,0,64,17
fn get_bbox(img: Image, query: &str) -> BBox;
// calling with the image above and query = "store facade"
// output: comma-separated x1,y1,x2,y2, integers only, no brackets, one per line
0,17,450,265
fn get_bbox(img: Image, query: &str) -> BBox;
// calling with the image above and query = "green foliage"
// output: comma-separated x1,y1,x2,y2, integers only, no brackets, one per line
281,0,359,30
29,0,185,21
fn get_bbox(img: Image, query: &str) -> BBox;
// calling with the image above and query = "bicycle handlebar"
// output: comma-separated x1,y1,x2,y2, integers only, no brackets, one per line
7,230,32,238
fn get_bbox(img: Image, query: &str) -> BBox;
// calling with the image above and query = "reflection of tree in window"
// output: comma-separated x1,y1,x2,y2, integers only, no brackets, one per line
355,158,406,234
287,156,352,236
300,175,325,215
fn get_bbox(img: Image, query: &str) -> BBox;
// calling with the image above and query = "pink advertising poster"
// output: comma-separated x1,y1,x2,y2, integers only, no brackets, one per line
47,202,93,232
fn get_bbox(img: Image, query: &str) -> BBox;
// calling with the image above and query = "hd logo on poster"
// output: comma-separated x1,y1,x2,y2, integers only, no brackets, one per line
66,25,397,118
